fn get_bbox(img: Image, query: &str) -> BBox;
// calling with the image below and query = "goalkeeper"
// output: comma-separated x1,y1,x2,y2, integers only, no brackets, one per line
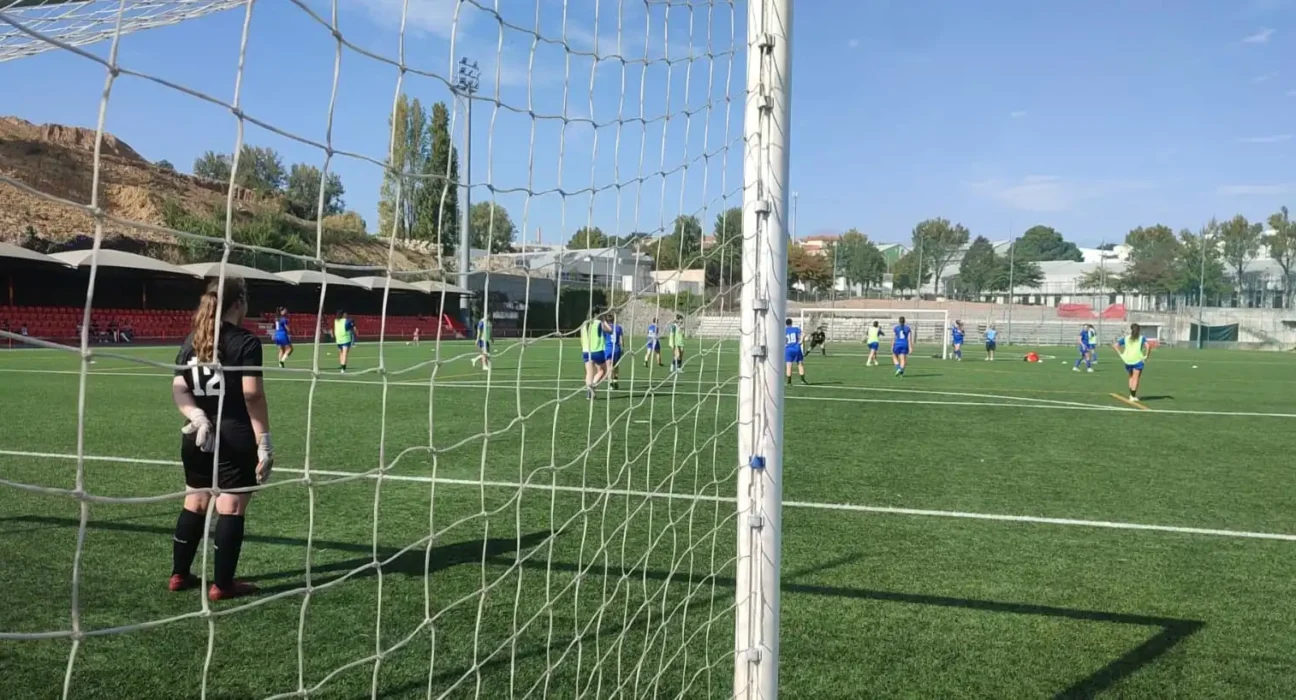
806,325,827,356
170,277,274,602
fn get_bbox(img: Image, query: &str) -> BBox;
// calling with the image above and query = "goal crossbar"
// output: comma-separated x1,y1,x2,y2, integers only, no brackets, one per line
797,307,951,360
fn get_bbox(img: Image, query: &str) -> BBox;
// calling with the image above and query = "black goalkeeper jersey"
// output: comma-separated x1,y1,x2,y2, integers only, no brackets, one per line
175,321,263,423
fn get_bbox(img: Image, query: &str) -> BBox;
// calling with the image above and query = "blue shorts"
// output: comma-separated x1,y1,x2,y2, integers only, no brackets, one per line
892,345,909,356
610,348,623,364
274,334,292,347
477,340,491,351
647,341,660,351
337,341,353,350
985,341,997,351
583,350,606,364
784,347,804,363
952,337,964,346
1125,361,1144,373
867,342,879,351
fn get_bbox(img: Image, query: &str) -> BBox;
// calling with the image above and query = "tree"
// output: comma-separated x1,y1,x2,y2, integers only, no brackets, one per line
672,214,704,264
193,151,231,182
568,226,607,249
1218,214,1263,305
957,236,998,299
193,146,285,194
285,163,345,220
1174,221,1229,304
1266,207,1296,307
1097,242,1117,251
990,254,1043,292
469,201,517,253
156,160,175,172
834,228,886,293
424,100,460,254
706,207,743,286
1079,267,1124,294
891,251,930,296
1123,224,1182,296
788,244,832,292
911,217,969,296
1014,225,1083,262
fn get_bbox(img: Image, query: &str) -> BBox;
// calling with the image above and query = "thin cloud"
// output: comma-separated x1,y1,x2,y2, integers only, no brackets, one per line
1253,72,1279,83
1288,89,1296,97
1217,183,1296,196
1237,134,1292,143
847,39,860,49
1243,27,1276,43
1009,110,1028,119
966,176,1152,213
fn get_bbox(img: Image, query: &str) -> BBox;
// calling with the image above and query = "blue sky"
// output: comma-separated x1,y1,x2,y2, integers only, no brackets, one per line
2,0,1295,250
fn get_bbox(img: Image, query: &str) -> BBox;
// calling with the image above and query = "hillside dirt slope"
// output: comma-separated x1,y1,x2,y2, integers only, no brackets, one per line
0,116,436,270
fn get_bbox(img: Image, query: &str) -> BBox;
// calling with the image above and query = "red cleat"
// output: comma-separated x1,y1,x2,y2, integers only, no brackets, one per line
208,580,258,602
169,574,200,592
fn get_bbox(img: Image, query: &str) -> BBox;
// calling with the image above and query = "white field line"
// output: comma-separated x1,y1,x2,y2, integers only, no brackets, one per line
4,448,1296,543
2,366,1295,419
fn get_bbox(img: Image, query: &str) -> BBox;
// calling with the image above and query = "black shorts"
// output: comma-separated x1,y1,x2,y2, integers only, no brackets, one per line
181,422,258,490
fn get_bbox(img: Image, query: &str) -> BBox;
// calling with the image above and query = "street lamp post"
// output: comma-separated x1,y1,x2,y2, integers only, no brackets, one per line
456,57,480,328
1005,230,1016,343
1198,222,1211,349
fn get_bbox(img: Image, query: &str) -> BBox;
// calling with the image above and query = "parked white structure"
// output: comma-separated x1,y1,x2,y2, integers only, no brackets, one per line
480,246,655,293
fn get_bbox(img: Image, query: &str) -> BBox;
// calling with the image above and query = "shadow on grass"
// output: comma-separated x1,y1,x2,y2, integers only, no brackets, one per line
6,515,1205,697
1140,395,1174,402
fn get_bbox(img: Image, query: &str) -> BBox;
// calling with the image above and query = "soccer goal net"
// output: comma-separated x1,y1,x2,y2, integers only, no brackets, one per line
0,0,791,698
798,307,952,359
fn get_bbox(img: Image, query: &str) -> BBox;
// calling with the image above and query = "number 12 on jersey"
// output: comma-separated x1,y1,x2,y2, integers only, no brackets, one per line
188,357,223,397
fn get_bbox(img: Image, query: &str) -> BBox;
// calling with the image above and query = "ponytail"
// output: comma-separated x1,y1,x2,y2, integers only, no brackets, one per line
191,277,247,362
1129,323,1141,341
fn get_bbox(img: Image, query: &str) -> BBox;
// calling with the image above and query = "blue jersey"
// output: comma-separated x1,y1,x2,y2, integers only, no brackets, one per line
275,317,290,335
893,324,912,347
785,326,803,349
1080,329,1094,347
951,325,964,343
646,324,658,341
985,328,998,343
612,324,624,350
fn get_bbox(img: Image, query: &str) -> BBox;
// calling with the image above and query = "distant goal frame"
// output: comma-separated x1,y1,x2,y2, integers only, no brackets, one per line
796,307,952,360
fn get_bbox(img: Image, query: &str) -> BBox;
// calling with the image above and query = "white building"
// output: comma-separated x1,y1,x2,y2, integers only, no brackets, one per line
481,246,655,293
650,268,707,295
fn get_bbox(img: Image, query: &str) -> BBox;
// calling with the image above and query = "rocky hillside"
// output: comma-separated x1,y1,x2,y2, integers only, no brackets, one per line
0,116,437,270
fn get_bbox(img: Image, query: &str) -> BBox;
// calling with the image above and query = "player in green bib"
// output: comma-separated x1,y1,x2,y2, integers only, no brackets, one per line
1112,323,1151,402
668,314,685,373
580,314,611,399
472,314,492,371
865,321,884,366
333,310,356,373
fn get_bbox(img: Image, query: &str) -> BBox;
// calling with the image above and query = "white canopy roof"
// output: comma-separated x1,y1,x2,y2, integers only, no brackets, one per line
411,279,473,295
348,275,424,293
48,249,199,277
181,262,295,284
0,241,72,266
274,269,366,288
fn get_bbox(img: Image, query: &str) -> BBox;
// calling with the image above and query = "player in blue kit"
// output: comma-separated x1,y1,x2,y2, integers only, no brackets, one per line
950,320,965,361
1073,324,1095,373
604,316,625,389
891,315,914,377
272,307,293,368
643,318,662,367
784,318,808,385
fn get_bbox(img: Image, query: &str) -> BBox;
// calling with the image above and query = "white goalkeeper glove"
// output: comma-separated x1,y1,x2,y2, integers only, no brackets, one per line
180,407,215,453
256,433,274,485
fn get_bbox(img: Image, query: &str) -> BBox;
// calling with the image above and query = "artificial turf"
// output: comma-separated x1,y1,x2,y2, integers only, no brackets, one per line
2,338,1295,699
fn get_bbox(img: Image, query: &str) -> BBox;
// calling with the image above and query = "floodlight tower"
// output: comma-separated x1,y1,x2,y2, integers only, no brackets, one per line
455,56,480,327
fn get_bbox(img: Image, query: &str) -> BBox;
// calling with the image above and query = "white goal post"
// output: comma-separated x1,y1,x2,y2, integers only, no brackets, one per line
797,307,952,359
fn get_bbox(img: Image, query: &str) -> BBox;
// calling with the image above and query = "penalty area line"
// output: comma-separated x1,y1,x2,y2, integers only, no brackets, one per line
4,449,1296,543
1109,393,1150,410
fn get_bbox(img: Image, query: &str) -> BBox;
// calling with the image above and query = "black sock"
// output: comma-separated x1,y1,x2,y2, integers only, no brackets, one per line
340,364,347,371
213,515,246,590
171,508,206,577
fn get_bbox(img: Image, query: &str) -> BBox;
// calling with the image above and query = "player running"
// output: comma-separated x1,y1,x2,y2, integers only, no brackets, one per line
170,277,273,601
643,318,663,367
1073,324,1095,373
951,320,965,361
472,314,492,371
272,307,293,368
604,316,625,389
984,324,998,361
668,314,685,373
865,321,884,366
333,310,356,373
1113,323,1151,402
412,327,420,346
784,318,809,385
580,314,611,398
892,315,913,377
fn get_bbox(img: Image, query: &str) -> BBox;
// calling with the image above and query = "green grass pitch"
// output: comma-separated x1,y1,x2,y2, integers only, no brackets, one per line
2,337,1296,698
